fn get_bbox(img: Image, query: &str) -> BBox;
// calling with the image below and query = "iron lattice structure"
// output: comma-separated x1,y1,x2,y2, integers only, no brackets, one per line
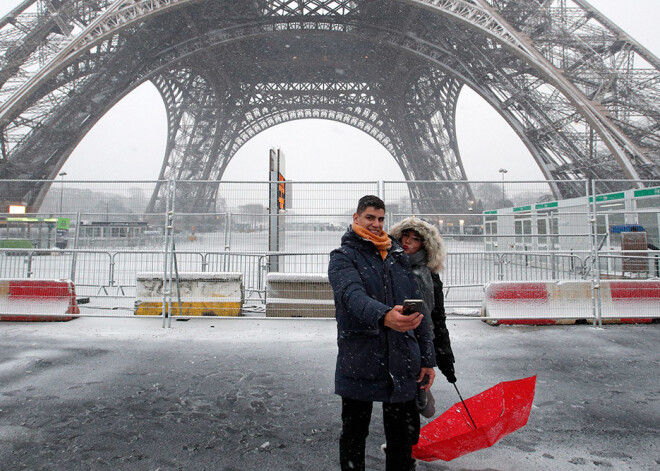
0,0,658,213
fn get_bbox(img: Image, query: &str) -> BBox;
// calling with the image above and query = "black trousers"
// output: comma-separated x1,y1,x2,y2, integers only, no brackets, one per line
340,397,419,471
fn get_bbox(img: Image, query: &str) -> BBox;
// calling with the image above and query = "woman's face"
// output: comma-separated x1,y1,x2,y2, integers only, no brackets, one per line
401,230,423,255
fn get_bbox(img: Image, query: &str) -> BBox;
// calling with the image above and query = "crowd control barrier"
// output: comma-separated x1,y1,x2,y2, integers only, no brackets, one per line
0,279,79,321
482,280,660,325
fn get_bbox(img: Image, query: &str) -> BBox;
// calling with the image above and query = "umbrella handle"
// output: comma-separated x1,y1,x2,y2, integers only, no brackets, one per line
454,383,478,429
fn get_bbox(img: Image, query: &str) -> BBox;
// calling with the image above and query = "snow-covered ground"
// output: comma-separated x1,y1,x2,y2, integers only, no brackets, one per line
1,317,658,470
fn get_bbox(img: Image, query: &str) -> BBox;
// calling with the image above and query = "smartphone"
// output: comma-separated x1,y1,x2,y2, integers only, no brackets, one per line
402,299,424,315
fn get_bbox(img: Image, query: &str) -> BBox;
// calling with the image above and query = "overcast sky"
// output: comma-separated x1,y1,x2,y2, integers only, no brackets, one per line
0,0,658,183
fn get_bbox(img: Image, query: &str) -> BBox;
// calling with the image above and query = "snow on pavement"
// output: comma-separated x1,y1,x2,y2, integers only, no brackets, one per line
0,317,658,470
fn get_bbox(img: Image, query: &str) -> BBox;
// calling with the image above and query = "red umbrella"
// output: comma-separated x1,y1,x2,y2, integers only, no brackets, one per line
412,376,537,462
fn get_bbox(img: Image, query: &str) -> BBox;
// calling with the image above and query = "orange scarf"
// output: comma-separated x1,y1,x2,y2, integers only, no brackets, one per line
352,223,392,260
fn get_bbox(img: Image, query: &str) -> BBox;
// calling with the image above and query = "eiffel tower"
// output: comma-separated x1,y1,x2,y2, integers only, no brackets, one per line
0,0,658,213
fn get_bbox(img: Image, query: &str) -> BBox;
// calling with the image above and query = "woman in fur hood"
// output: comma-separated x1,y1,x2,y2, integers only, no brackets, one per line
390,217,456,389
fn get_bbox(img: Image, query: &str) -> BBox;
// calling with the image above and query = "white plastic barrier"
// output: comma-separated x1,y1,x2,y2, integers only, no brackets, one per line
0,279,79,321
482,280,659,324
600,280,660,322
134,272,244,316
266,273,335,318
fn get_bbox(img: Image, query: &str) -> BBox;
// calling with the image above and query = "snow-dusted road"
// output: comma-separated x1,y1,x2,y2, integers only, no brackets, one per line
1,318,658,470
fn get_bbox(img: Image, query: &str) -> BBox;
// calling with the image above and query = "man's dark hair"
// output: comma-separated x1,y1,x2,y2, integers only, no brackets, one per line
356,195,386,214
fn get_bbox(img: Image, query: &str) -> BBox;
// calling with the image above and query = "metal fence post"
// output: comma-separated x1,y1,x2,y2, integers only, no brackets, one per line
259,255,268,303
223,212,232,274
162,179,174,328
224,211,231,251
168,179,177,328
109,253,117,289
589,179,602,327
25,251,33,278
69,212,81,282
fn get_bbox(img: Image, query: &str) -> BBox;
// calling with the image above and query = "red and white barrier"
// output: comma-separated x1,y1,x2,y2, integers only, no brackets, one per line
603,281,659,323
0,279,79,321
482,280,659,325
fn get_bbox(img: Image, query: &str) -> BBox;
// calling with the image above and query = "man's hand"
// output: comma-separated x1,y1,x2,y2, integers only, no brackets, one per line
418,367,435,391
383,305,423,332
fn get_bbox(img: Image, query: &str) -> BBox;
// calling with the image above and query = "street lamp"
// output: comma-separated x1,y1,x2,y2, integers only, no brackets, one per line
498,168,507,204
59,171,67,214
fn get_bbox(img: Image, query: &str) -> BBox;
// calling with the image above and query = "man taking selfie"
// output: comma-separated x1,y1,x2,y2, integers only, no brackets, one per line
328,195,436,471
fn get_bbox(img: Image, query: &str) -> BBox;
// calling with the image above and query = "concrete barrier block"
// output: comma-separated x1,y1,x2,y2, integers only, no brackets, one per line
266,273,335,318
134,272,243,316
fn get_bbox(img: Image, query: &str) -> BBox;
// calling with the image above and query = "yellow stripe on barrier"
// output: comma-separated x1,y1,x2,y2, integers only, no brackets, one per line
134,301,241,317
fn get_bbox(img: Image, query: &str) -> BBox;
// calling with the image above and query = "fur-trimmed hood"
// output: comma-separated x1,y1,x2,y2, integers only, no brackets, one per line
389,217,446,273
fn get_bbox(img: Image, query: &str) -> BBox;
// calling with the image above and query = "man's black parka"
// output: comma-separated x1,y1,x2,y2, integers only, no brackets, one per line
328,227,436,403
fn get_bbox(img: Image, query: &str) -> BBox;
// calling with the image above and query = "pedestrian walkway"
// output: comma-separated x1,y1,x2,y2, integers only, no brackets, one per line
0,318,658,470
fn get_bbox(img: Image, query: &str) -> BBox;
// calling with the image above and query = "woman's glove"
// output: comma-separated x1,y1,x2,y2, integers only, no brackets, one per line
437,357,457,383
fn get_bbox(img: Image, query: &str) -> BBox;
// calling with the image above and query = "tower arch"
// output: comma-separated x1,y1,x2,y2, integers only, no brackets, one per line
0,0,657,211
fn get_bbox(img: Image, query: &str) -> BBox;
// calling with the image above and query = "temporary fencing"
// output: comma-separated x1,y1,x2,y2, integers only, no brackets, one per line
0,178,658,325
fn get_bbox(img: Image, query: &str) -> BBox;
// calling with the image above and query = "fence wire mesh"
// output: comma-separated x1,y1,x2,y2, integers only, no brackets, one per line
0,179,658,323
